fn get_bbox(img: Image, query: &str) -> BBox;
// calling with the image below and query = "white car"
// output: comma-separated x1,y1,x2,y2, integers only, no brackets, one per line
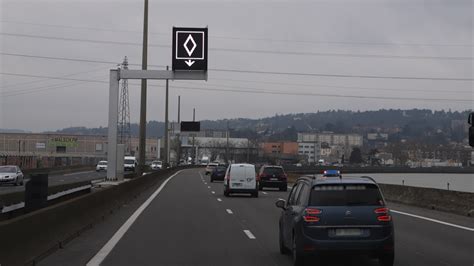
96,161,108,172
223,163,258,197
151,160,163,170
0,165,24,186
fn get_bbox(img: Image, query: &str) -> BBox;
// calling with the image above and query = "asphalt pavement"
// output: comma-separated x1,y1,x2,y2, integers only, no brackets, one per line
0,170,107,195
40,168,474,266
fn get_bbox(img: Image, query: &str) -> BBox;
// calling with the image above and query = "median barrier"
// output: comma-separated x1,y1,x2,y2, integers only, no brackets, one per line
378,183,474,217
0,166,191,266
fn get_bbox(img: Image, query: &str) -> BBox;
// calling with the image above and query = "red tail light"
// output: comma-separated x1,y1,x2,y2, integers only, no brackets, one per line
377,215,392,222
374,207,389,214
303,208,322,222
375,207,391,222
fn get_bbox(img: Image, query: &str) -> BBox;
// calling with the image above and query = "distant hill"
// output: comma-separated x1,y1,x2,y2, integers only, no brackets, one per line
0,128,31,133
49,109,472,143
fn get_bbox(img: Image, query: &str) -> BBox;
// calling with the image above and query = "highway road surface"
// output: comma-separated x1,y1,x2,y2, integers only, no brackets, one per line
40,169,474,266
0,170,106,195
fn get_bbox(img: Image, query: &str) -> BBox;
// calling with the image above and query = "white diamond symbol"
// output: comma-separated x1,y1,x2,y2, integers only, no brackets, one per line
183,34,197,57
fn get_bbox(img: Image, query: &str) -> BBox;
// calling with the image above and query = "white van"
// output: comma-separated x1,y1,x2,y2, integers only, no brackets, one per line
224,163,258,197
124,156,137,171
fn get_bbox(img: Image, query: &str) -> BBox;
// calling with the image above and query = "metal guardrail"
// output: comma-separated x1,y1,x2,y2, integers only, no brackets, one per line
1,184,92,214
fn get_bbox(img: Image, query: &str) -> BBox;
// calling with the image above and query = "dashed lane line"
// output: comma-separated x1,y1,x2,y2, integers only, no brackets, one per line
243,230,256,239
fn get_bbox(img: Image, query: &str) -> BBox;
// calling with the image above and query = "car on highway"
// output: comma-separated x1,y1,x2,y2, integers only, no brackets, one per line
95,161,108,172
276,175,394,266
0,165,24,186
151,160,163,170
210,165,227,182
124,156,137,172
257,165,288,191
205,162,219,175
224,163,258,197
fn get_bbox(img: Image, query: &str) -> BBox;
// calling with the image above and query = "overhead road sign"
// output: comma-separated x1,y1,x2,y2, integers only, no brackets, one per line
173,27,208,71
181,121,201,132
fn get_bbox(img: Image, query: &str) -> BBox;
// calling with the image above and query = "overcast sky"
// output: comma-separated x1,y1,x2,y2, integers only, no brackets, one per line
0,0,472,132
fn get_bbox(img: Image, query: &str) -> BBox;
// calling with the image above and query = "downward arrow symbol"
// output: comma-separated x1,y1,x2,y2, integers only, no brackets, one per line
185,60,195,67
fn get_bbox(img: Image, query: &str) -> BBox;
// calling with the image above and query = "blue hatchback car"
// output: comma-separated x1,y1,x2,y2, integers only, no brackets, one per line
276,176,394,266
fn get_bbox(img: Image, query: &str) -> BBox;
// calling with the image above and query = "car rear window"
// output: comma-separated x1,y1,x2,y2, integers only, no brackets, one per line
263,167,284,175
309,184,384,206
215,166,227,172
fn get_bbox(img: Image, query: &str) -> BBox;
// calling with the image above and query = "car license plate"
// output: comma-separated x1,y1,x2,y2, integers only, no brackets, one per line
270,178,278,181
335,228,362,236
233,183,242,187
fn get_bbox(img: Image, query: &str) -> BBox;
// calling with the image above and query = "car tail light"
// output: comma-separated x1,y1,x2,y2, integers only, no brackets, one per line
377,215,392,222
375,207,391,222
303,208,322,223
374,207,389,214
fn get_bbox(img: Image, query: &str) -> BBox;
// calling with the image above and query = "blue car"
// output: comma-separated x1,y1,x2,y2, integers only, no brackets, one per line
276,176,394,266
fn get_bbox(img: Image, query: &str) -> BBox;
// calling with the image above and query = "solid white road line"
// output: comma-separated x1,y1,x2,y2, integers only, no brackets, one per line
391,209,474,232
86,170,183,266
217,198,222,202
211,191,215,194
226,209,233,214
243,230,256,239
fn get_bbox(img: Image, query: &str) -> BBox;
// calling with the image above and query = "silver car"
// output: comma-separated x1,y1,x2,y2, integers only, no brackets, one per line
0,165,24,186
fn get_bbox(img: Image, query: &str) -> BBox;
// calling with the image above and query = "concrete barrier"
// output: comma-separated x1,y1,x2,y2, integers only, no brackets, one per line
285,165,474,174
0,167,185,266
378,183,474,217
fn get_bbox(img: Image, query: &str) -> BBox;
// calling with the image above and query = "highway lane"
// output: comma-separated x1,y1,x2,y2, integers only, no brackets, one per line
0,170,107,195
85,169,473,266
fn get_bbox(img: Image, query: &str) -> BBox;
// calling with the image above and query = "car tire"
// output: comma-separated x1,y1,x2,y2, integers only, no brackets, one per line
378,252,394,266
292,234,305,266
20,178,24,186
14,177,19,186
258,185,263,191
252,191,259,198
280,185,288,192
279,226,290,254
224,190,230,197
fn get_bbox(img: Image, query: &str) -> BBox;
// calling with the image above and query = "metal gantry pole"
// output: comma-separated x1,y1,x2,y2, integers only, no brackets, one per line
138,0,149,174
107,69,120,181
177,95,181,164
164,66,169,166
192,108,196,164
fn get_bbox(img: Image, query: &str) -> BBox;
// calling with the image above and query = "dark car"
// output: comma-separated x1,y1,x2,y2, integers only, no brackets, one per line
210,165,227,182
258,165,288,191
276,176,394,266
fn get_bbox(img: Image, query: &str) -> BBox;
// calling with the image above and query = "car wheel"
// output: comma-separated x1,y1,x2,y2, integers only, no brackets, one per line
292,234,305,266
252,191,259,198
20,177,24,186
279,225,290,254
14,177,19,186
210,177,214,183
224,190,230,197
258,185,263,191
378,252,394,266
280,185,288,192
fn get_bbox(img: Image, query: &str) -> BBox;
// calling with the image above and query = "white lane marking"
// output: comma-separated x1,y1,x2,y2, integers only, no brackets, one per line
204,182,207,185
217,198,222,202
63,171,94,176
391,209,474,232
207,186,211,189
211,191,215,194
86,170,183,266
243,230,256,239
226,209,233,214
262,192,267,195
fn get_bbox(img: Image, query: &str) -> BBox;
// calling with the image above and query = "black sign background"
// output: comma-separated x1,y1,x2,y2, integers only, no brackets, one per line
181,121,201,132
172,27,208,71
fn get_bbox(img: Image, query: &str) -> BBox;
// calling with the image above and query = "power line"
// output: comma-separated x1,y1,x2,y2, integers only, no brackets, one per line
1,32,472,61
2,65,110,91
2,20,472,48
208,68,472,81
1,72,472,103
178,79,471,94
2,52,471,81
